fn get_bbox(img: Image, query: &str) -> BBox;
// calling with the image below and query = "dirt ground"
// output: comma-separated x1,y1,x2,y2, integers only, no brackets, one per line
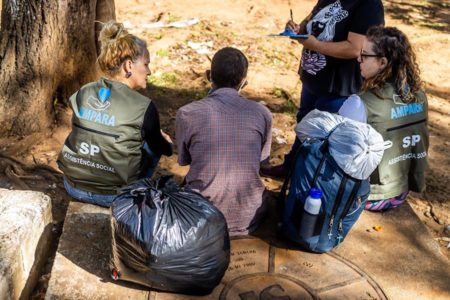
0,0,449,297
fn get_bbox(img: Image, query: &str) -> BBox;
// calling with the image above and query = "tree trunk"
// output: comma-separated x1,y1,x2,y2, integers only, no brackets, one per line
0,0,115,136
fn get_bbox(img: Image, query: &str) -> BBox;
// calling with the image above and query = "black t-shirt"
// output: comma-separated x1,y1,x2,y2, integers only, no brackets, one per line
139,102,173,175
141,102,172,156
299,0,384,96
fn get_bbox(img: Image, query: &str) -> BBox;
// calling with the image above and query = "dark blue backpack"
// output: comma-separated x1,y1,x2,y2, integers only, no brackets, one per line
280,138,370,253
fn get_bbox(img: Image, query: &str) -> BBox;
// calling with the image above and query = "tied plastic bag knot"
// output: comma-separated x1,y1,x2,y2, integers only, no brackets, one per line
130,187,149,196
130,186,158,208
383,140,393,149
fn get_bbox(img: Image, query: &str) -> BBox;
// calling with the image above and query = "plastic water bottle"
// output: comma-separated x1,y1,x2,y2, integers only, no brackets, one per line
299,188,322,239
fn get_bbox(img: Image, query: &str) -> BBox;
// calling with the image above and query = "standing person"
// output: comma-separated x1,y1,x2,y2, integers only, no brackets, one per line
176,47,272,236
261,0,384,177
339,26,429,211
58,21,173,207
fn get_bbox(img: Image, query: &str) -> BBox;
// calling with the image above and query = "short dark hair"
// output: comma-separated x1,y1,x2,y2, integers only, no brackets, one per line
211,47,248,88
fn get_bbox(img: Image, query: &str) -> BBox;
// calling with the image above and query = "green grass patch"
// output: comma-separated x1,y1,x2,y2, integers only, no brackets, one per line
148,72,179,87
167,14,181,23
283,98,298,116
156,48,169,57
272,87,297,116
272,87,289,99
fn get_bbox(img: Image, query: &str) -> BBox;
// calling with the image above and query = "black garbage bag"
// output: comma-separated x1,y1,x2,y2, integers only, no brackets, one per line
110,176,230,295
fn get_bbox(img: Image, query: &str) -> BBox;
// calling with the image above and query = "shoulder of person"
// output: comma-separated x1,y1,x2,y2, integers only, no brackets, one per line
72,81,100,100
358,89,375,101
177,97,211,116
124,88,152,105
360,83,393,101
353,0,384,16
76,81,98,94
358,0,383,8
258,103,273,119
244,97,272,117
415,89,427,100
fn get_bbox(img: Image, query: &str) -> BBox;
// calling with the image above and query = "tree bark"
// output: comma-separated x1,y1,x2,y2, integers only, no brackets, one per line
0,0,115,136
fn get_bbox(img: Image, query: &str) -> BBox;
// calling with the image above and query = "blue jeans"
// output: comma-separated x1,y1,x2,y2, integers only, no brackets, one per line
283,86,347,169
63,143,160,207
64,178,117,207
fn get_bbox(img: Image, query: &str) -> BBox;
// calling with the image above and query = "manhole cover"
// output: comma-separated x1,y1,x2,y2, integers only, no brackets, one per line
152,237,387,299
220,273,316,299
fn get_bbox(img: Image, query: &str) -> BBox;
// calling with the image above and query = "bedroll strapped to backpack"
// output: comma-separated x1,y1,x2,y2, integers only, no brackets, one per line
110,176,230,295
280,110,386,253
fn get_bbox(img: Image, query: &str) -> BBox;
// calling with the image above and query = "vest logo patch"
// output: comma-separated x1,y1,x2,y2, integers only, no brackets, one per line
87,95,110,111
98,87,111,103
86,87,111,111
391,103,424,119
80,88,116,126
79,106,116,126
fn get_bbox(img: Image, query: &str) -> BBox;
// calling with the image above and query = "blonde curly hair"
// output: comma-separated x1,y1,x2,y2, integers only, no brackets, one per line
97,21,147,76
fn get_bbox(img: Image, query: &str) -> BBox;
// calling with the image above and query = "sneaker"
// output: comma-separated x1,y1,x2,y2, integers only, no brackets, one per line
260,164,287,179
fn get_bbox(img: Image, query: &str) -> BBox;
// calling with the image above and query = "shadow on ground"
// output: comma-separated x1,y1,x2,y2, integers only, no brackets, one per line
145,82,450,205
384,0,450,32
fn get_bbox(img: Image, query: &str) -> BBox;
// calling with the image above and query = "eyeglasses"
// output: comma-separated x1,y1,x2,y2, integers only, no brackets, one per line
360,50,383,62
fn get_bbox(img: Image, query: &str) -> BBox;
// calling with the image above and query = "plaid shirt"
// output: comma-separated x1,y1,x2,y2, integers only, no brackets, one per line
176,88,272,235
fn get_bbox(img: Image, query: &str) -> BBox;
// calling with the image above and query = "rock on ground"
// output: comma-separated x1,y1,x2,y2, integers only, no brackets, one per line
0,189,52,300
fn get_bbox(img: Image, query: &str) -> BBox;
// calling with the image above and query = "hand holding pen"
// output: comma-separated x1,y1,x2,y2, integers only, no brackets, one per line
286,9,300,33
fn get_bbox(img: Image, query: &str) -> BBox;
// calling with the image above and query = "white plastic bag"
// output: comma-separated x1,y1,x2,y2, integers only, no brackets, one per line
295,110,387,180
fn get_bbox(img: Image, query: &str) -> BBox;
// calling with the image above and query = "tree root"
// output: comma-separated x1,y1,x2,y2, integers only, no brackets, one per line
0,151,62,190
426,200,443,225
5,165,30,190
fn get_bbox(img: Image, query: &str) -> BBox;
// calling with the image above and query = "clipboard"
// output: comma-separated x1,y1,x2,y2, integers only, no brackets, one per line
269,29,309,39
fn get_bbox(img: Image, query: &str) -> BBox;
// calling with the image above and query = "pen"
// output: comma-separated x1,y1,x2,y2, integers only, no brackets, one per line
290,9,293,21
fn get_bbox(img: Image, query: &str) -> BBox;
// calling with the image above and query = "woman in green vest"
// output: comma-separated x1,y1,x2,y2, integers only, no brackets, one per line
57,21,173,207
339,26,429,211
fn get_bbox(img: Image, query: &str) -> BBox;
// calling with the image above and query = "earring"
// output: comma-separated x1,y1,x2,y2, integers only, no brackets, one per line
126,72,132,78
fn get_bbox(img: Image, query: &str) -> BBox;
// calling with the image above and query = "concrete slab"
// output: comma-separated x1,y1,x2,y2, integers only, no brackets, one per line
335,202,450,300
0,189,53,300
46,200,449,299
45,202,149,300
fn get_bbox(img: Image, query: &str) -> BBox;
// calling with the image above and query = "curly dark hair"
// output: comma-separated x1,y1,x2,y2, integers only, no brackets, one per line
361,26,423,103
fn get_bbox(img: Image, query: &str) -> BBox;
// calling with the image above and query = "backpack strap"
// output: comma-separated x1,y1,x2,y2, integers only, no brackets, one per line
278,139,328,216
278,142,303,204
312,139,328,187
340,180,362,219
336,179,362,245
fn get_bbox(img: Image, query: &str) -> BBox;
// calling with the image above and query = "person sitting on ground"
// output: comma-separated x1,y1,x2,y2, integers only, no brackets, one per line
339,26,429,211
176,47,272,236
58,21,173,207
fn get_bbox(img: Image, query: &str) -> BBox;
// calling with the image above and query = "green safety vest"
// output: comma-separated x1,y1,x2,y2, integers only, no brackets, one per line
57,78,150,194
361,83,429,200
